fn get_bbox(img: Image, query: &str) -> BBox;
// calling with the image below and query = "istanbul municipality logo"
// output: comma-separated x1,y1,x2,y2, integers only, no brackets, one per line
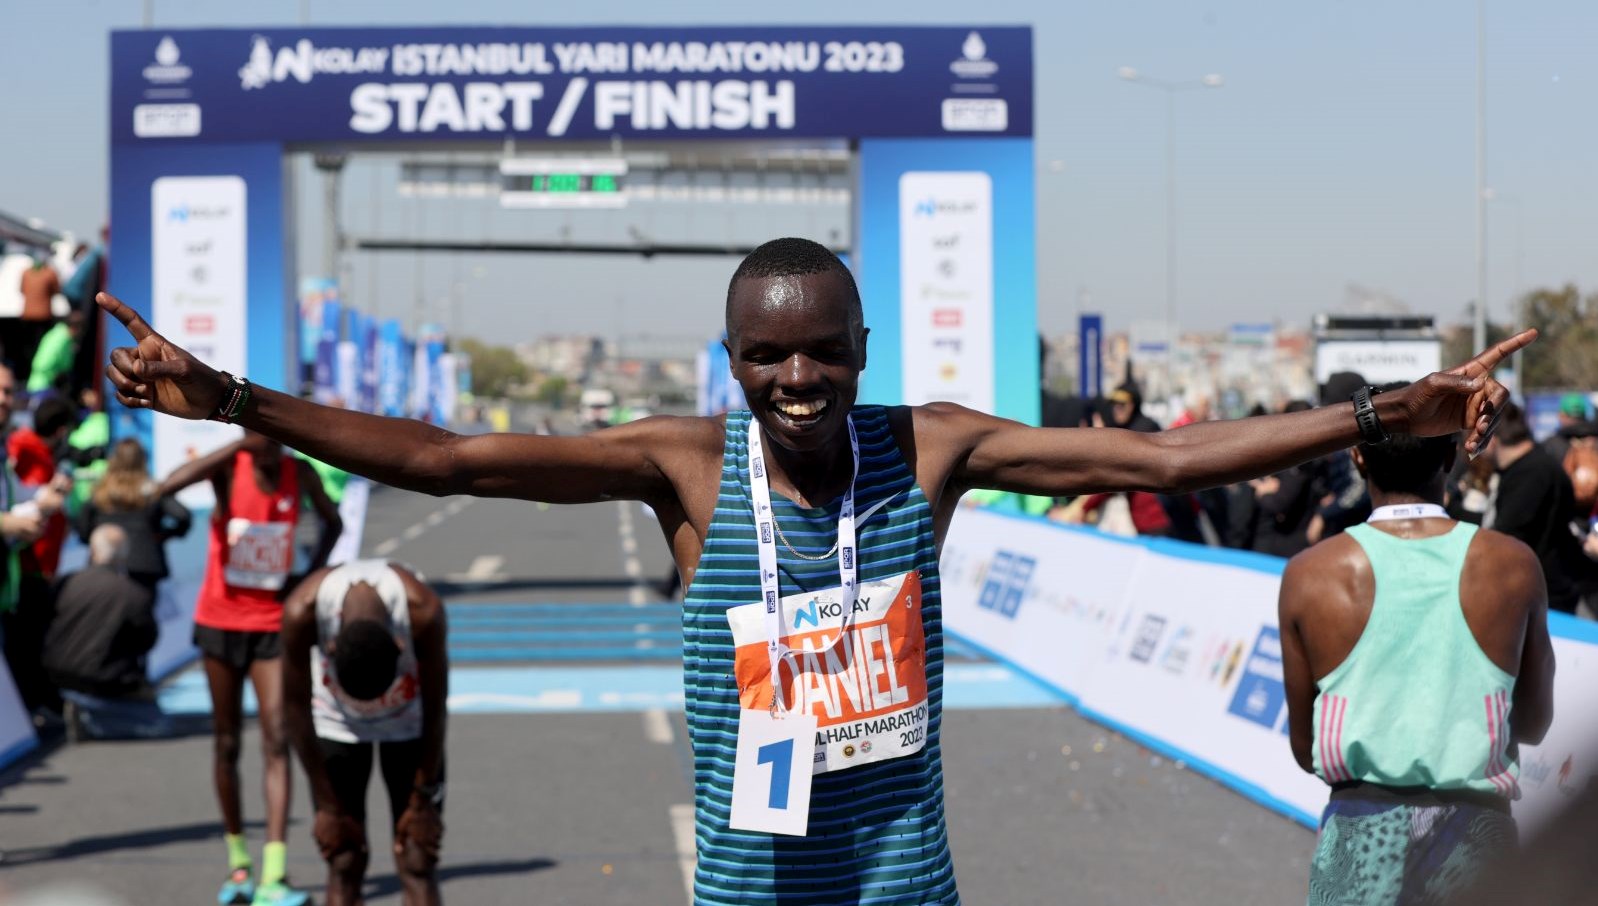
144,36,192,84
949,32,998,79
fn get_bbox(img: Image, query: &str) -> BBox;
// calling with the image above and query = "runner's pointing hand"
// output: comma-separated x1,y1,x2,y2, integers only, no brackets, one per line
98,291,227,420
1390,329,1536,454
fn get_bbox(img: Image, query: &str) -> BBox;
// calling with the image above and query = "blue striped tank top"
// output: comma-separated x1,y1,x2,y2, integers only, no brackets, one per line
684,407,959,905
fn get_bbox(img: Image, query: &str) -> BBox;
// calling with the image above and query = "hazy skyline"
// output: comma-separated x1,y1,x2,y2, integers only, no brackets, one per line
4,0,1595,344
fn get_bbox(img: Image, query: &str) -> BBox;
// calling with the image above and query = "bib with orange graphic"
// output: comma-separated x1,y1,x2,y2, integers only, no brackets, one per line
727,570,928,773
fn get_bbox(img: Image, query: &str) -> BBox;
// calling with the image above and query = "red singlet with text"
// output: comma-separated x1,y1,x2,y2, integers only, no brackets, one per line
194,451,300,633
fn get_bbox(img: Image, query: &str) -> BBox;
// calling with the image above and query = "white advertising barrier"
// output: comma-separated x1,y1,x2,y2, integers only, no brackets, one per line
1078,538,1325,824
0,654,37,769
940,509,1144,702
1512,619,1598,833
942,506,1598,834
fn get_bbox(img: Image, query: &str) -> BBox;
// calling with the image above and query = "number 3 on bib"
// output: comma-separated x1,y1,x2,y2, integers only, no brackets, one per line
730,709,817,836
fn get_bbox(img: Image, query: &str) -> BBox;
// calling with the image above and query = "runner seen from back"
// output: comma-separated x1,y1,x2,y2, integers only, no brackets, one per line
1279,398,1555,906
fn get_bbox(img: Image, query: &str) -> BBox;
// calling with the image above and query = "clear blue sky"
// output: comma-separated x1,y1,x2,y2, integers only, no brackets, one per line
3,0,1593,341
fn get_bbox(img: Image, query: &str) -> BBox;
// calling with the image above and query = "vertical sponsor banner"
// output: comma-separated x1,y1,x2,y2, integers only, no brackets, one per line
1078,314,1103,399
151,175,248,507
356,313,378,414
313,299,342,403
898,171,994,412
698,333,745,416
436,353,458,425
298,276,336,378
454,351,472,400
857,138,1037,425
334,339,358,405
410,338,431,420
377,319,405,417
416,324,448,423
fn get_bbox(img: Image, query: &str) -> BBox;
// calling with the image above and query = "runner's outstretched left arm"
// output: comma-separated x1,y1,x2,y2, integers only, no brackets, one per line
934,331,1535,499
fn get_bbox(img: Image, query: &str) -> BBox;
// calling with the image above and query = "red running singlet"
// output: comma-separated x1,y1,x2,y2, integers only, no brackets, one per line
193,451,301,633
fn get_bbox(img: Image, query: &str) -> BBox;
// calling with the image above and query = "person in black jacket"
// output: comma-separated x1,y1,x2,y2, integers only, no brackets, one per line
1485,402,1590,614
42,524,157,699
73,438,191,593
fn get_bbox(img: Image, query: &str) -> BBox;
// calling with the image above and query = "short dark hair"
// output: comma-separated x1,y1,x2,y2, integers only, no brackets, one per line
1358,383,1456,494
1494,400,1532,446
725,237,860,332
1320,371,1368,408
332,619,400,701
33,396,77,437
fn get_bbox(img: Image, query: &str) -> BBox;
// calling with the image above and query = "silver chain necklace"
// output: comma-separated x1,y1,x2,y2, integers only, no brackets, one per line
772,516,839,561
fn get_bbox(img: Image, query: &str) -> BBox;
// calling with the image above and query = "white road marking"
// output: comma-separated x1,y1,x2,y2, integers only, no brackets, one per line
669,803,697,904
447,690,583,709
643,708,674,745
367,497,476,557
617,501,651,606
464,555,504,580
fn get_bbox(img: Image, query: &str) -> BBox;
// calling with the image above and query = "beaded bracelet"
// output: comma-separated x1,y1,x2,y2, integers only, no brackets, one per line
212,372,253,423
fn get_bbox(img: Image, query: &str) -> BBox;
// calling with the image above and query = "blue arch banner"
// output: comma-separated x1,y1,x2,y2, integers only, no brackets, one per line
112,27,1031,144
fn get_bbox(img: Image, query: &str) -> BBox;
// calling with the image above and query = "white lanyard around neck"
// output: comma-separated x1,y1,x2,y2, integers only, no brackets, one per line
747,414,860,714
1367,503,1449,522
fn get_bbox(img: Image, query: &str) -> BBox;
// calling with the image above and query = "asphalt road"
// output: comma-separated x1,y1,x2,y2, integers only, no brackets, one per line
0,417,1313,905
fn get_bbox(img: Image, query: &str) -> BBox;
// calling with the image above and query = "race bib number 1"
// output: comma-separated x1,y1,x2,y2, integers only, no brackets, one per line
727,571,929,775
729,709,818,837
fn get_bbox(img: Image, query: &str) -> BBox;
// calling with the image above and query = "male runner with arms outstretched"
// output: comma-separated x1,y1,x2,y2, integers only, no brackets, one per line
101,238,1529,904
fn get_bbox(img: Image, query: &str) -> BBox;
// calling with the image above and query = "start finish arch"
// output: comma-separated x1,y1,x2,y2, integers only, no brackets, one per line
110,25,1037,475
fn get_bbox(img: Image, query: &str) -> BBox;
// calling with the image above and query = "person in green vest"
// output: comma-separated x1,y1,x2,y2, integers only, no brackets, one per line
1279,411,1556,904
26,311,84,396
962,487,1056,517
65,388,112,517
300,456,349,506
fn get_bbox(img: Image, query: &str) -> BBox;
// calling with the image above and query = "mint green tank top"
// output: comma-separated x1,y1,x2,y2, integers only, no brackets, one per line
1313,522,1520,798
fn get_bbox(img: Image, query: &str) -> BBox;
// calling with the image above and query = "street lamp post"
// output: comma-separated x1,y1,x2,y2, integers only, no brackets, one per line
1118,67,1222,357
1475,0,1488,353
1484,188,1526,389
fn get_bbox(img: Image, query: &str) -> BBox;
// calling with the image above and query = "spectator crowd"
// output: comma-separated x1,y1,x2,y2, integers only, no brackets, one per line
1033,374,1598,618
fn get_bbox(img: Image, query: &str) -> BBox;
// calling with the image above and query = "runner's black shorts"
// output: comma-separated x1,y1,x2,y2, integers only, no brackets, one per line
318,736,445,828
193,625,281,668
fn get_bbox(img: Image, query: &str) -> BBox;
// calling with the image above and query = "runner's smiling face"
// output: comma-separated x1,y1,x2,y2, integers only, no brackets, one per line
726,271,868,456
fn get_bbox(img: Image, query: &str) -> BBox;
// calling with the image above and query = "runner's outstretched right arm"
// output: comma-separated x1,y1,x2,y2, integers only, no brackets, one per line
100,292,681,505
